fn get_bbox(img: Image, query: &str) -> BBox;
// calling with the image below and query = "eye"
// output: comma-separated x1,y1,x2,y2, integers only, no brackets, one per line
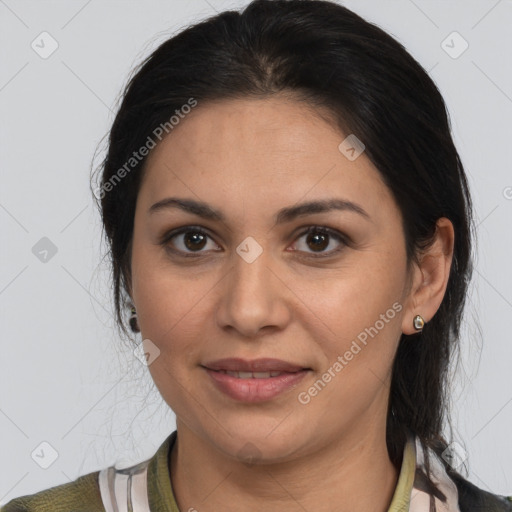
160,225,349,258
160,226,220,257
291,226,348,257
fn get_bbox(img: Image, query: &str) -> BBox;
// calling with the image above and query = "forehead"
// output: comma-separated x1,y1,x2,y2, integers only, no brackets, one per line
145,96,345,167
138,96,396,222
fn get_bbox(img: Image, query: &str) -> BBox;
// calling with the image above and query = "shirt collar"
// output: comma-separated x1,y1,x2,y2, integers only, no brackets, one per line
388,430,417,511
146,429,459,512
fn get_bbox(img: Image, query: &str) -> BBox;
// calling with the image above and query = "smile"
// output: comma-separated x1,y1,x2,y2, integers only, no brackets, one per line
214,370,289,379
204,367,310,402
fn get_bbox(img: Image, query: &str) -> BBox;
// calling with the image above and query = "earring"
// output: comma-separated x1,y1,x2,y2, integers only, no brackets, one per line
413,314,425,331
129,307,140,333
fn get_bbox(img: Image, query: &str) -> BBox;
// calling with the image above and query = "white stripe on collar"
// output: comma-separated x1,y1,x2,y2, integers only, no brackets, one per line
98,459,152,512
410,437,461,512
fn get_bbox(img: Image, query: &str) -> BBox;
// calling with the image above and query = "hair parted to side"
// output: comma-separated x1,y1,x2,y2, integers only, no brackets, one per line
91,0,474,480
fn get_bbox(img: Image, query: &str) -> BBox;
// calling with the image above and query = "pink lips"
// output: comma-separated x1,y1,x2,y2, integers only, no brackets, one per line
202,358,310,402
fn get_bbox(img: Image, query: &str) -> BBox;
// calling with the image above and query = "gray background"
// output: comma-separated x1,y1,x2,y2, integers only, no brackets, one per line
1,0,511,504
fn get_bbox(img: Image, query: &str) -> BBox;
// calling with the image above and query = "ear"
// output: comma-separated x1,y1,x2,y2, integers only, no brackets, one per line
401,217,455,335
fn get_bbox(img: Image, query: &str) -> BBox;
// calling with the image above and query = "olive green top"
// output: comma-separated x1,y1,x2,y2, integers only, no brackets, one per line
1,430,511,511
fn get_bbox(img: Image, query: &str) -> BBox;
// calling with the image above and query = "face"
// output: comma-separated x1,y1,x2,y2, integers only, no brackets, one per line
130,95,413,463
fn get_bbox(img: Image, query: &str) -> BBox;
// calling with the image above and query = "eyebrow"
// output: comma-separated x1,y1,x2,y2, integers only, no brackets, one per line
148,197,371,224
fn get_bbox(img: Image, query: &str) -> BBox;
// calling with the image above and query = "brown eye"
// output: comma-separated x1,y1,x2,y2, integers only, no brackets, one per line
183,231,208,251
160,225,348,259
161,226,219,257
293,226,347,257
305,231,329,252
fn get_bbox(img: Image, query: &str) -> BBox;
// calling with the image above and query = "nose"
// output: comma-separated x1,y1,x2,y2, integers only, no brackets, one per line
215,241,292,339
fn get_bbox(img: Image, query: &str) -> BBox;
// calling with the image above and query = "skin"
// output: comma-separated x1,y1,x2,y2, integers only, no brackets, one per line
129,95,454,512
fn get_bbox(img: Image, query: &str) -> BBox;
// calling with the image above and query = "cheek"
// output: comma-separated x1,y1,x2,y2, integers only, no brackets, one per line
133,261,211,412
294,260,405,426
130,236,203,358
303,246,407,349
134,268,210,357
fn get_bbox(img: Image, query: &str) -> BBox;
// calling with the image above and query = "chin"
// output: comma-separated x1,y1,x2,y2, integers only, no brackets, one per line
201,420,310,465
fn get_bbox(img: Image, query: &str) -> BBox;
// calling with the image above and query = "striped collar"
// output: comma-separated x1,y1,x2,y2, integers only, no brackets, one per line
98,430,460,512
389,431,461,511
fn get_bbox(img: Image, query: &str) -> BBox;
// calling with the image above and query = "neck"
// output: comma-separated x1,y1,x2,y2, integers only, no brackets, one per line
169,421,400,512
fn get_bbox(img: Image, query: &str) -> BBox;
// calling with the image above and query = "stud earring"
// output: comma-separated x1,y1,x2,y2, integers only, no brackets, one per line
413,314,425,331
129,307,140,333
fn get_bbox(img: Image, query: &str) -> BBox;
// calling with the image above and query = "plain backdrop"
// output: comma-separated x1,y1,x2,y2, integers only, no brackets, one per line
1,0,511,504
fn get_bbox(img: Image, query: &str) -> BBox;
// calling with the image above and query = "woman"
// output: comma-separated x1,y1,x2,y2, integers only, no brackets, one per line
2,0,511,511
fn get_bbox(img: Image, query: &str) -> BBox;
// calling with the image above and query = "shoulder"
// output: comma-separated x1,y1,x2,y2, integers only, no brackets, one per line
0,470,104,512
451,471,512,512
1,433,176,512
412,434,511,512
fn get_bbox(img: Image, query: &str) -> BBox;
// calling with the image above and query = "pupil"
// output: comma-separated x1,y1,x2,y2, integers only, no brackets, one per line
185,232,206,251
308,232,328,252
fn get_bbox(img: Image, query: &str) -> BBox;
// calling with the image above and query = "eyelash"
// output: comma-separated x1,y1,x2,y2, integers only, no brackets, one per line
160,225,350,259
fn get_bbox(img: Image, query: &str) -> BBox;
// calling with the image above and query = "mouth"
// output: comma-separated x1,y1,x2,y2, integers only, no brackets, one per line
209,369,296,379
201,358,311,402
202,357,310,373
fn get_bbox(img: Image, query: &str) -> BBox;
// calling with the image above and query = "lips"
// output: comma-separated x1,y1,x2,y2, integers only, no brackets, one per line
202,357,308,373
214,370,286,379
202,358,311,402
